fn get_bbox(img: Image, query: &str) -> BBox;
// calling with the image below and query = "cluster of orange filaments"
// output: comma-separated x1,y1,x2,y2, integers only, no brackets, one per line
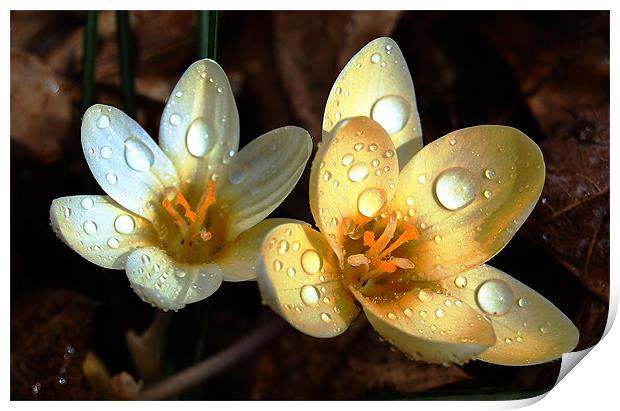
346,212,418,282
162,181,217,247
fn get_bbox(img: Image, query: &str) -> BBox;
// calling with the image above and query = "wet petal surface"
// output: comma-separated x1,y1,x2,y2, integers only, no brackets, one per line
50,195,157,269
159,59,240,205
350,286,496,364
323,37,423,168
440,264,579,365
125,246,223,311
392,126,545,280
81,104,180,222
257,222,359,338
219,126,312,240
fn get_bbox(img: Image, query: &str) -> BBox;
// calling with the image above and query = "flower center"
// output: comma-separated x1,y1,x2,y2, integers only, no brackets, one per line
159,181,224,263
345,212,418,284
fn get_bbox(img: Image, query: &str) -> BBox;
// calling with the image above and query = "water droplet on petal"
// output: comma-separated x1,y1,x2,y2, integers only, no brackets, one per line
141,254,150,265
176,269,186,278
417,175,427,184
387,312,397,320
300,285,320,305
454,276,467,288
107,237,120,249
186,118,213,157
370,53,381,63
484,168,496,179
96,114,110,129
114,214,135,234
357,187,387,217
124,138,155,172
434,167,477,210
287,267,296,277
354,142,365,151
348,162,369,182
228,164,247,185
518,297,528,308
277,240,289,255
418,288,433,302
404,308,414,317
341,153,354,166
106,172,118,184
321,312,332,323
273,260,283,272
476,279,514,316
483,189,493,199
81,197,94,210
435,308,445,318
169,113,182,126
301,250,321,274
83,220,97,235
371,95,410,135
100,146,113,159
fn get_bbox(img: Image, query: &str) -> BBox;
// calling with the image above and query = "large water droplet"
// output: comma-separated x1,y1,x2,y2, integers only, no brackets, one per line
357,187,387,217
114,214,135,234
83,220,98,235
96,114,110,129
301,250,321,274
186,118,214,157
348,162,369,182
300,285,320,305
124,138,155,172
434,167,477,210
476,279,514,316
371,95,410,135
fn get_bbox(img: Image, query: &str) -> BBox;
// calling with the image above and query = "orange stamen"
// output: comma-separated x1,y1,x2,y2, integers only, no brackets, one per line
363,231,376,247
195,181,217,226
162,193,190,237
378,261,397,273
379,224,419,260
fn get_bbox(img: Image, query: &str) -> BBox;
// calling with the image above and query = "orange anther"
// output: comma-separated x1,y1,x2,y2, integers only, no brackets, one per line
195,181,217,226
363,231,376,247
174,191,197,223
378,261,397,273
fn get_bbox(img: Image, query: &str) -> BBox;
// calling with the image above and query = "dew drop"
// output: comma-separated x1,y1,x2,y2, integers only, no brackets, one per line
348,162,370,182
357,187,387,217
404,308,414,317
287,267,296,278
341,153,354,166
83,220,98,235
186,118,213,157
483,189,493,199
301,250,321,274
484,168,496,179
277,240,289,255
106,172,118,184
273,260,283,272
540,324,549,334
354,142,365,151
300,284,320,305
64,208,71,218
454,276,468,288
475,279,514,316
107,237,120,249
124,138,155,172
175,91,183,97
384,149,395,158
176,269,187,278
322,170,332,182
518,297,528,308
96,114,110,129
387,312,397,320
504,337,513,344
434,167,477,210
169,113,182,126
418,288,433,302
435,308,445,318
371,95,410,135
100,146,113,159
81,197,94,210
370,53,381,63
320,312,332,323
114,214,135,234
417,175,427,184
141,254,151,265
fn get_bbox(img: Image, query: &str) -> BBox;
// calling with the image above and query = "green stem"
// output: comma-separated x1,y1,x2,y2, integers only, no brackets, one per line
82,11,99,113
198,11,220,60
116,11,136,118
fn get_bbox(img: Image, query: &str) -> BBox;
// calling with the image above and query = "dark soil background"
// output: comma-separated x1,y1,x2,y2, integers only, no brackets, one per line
10,11,609,400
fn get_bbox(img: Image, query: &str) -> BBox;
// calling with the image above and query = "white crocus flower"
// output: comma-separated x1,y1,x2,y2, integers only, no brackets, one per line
50,59,312,311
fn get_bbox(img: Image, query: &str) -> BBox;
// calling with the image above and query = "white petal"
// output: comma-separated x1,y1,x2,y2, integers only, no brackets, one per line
125,246,223,311
323,37,423,168
219,126,312,241
159,59,240,203
82,104,180,221
50,195,157,269
215,218,302,282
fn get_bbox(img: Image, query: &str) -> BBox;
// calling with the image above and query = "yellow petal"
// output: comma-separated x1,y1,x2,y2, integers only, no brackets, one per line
323,37,423,168
350,286,496,364
257,222,359,338
391,126,545,280
219,126,312,241
125,246,223,311
310,117,399,262
158,59,239,204
82,105,180,221
215,218,302,282
50,195,157,269
440,264,579,366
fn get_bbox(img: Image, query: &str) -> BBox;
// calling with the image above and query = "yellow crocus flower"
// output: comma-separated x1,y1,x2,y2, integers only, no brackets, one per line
50,59,312,311
256,38,578,365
